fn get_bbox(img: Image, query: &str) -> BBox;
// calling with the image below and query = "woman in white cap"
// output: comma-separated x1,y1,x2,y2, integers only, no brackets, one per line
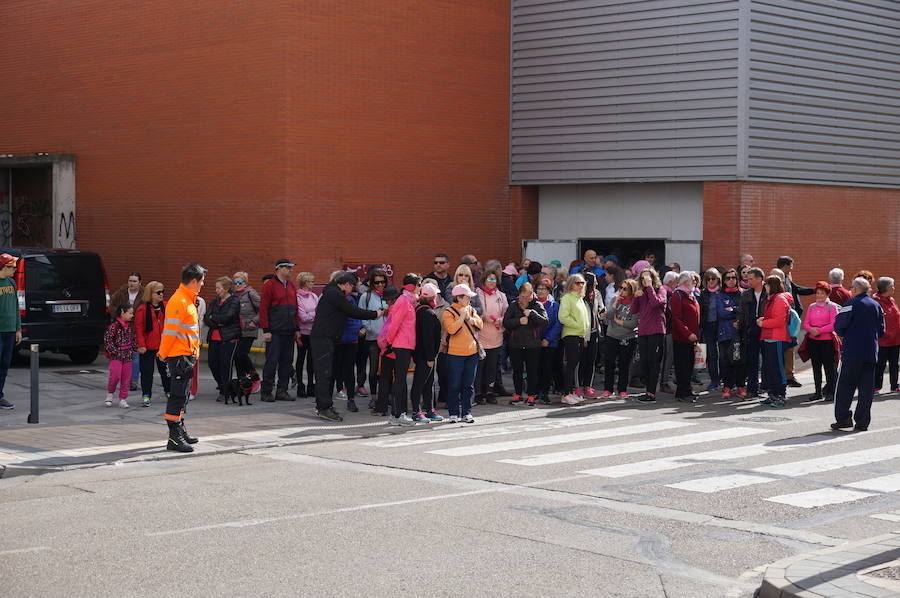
410,283,444,422
441,283,484,423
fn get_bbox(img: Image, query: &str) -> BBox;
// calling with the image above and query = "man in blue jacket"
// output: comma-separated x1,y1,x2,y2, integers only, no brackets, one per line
832,277,885,432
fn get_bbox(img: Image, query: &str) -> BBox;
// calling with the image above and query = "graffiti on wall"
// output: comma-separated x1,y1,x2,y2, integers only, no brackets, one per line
13,193,52,247
57,209,75,249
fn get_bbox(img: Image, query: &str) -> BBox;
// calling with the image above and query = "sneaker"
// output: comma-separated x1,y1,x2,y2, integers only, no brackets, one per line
874,388,882,396
561,394,580,406
119,399,130,408
574,387,583,398
509,394,524,406
831,420,854,430
618,392,628,399
188,394,196,402
463,413,475,424
388,415,401,426
538,396,552,405
104,392,114,407
129,382,138,391
637,393,656,403
706,382,719,392
357,386,369,397
767,396,788,408
585,387,596,399
658,384,676,395
893,386,900,393
804,394,822,403
316,408,344,422
448,415,460,423
398,413,416,426
722,388,731,398
787,378,803,388
525,396,536,407
426,410,444,421
367,399,376,410
0,397,14,410
335,389,348,400
600,390,612,399
216,394,226,403
142,395,151,407
413,411,430,423
676,395,697,403
346,399,359,412
737,387,747,399
275,389,295,401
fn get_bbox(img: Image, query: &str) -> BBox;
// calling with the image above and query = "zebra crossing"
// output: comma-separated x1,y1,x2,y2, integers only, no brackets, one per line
367,413,900,512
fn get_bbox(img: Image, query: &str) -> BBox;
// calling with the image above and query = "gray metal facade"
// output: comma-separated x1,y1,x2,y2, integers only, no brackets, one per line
511,0,900,188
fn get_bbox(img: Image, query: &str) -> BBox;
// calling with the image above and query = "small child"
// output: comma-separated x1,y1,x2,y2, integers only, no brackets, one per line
104,304,137,408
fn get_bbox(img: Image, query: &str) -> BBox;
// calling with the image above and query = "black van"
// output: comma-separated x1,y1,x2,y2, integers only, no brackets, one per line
0,248,110,364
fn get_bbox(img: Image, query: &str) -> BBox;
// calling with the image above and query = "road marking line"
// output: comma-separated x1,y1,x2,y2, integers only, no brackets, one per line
0,546,51,556
428,421,693,457
846,473,900,493
666,474,776,493
766,488,877,508
871,513,900,522
754,444,900,477
498,427,770,467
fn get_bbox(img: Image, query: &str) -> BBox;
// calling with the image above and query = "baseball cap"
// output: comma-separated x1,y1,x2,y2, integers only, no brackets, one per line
274,258,295,269
550,260,561,268
420,283,439,298
0,253,18,268
451,283,476,298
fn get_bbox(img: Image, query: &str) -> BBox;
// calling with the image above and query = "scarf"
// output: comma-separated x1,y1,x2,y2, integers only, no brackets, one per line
144,301,162,334
706,284,721,293
482,285,497,295
739,280,750,289
297,288,312,298
618,296,632,304
677,284,694,295
724,286,741,294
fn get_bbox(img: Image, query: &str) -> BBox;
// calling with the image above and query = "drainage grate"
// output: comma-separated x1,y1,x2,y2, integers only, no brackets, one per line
866,566,900,581
54,369,104,375
738,416,791,423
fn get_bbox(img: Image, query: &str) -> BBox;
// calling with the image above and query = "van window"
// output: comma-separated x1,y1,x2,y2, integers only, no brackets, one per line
25,255,103,293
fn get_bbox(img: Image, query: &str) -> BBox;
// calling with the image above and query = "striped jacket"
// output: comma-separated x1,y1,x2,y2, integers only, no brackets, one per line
159,283,200,359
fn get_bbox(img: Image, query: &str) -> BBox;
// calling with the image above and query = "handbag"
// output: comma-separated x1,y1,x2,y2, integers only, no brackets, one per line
447,306,486,360
693,343,707,370
726,335,745,365
798,336,810,362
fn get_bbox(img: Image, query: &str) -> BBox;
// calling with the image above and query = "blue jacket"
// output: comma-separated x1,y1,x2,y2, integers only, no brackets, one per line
834,293,884,363
715,289,741,342
540,297,562,348
340,294,364,344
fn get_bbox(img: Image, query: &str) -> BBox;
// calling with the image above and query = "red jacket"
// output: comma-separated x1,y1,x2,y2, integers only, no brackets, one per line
670,289,700,343
829,285,851,306
259,277,301,333
135,301,166,351
760,292,791,342
875,294,900,347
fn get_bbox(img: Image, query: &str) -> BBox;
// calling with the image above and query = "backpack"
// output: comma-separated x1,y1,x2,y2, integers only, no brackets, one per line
787,306,801,338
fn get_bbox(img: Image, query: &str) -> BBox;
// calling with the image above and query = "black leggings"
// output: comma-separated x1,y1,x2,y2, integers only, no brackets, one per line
410,353,436,413
875,344,900,391
638,334,664,395
359,340,380,394
294,334,315,389
333,342,358,398
139,349,170,398
234,336,256,378
578,330,600,389
562,336,583,394
539,345,562,396
390,348,412,417
475,347,501,395
208,339,238,394
718,339,748,391
673,341,695,398
509,346,540,397
807,338,836,396
604,336,636,393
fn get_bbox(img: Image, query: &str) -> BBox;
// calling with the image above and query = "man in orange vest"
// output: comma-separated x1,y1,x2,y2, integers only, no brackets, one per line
159,263,206,452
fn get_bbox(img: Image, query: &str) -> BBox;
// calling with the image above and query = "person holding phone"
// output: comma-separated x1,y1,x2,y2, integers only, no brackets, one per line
632,268,667,403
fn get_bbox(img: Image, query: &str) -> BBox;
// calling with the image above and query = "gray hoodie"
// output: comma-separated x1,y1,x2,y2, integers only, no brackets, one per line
606,297,639,341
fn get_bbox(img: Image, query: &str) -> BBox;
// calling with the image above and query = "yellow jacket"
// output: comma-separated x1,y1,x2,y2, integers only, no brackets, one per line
441,303,483,356
159,284,200,359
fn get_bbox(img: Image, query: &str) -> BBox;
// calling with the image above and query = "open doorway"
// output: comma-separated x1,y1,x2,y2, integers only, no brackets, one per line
577,239,666,272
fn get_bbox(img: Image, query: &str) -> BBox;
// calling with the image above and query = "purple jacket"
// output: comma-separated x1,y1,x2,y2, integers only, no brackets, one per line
631,285,667,336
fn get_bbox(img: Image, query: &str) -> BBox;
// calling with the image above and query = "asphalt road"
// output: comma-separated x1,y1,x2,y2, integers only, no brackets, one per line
3,392,900,597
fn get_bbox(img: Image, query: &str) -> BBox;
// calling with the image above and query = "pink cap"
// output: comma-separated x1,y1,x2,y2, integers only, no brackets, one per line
503,263,518,276
420,283,439,298
451,283,476,298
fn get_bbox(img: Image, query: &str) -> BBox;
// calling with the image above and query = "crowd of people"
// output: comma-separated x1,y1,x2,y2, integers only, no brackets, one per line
101,250,896,452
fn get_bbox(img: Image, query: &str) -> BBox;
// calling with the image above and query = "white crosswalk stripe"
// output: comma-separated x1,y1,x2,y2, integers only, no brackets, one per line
498,427,770,467
767,488,877,508
666,474,776,493
427,421,693,457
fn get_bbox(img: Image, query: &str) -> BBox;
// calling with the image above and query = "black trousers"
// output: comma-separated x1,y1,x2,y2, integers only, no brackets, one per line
875,344,900,391
508,346,540,396
263,333,295,393
562,335,583,394
234,336,255,378
208,339,238,394
475,347,501,396
410,353,436,413
718,339,747,391
673,341,695,398
390,348,412,417
835,360,875,429
578,330,600,389
807,338,836,396
139,349,170,398
604,336,636,394
375,353,394,414
638,334,664,395
358,339,379,393
538,345,562,397
702,321,720,384
165,355,195,421
745,333,763,393
311,335,336,412
333,342,359,398
436,352,448,404
294,334,315,389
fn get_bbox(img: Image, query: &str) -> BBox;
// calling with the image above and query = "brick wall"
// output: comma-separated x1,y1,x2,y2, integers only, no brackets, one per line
703,181,900,292
0,0,516,299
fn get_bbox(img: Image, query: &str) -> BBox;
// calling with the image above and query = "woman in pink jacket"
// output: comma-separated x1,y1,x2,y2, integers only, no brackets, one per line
294,272,319,397
383,273,421,425
802,281,839,401
475,268,508,404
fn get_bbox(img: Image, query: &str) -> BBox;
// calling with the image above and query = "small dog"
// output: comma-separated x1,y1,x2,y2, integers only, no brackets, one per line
224,374,254,406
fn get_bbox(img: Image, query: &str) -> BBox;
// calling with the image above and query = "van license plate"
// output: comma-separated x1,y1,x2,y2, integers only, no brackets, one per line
52,304,82,314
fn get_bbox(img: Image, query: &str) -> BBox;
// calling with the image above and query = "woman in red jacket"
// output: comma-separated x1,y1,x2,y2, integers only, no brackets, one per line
134,281,170,407
671,271,701,402
874,277,900,394
758,275,792,407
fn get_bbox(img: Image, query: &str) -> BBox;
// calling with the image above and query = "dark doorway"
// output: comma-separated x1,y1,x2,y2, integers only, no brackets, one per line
0,166,53,247
577,239,666,272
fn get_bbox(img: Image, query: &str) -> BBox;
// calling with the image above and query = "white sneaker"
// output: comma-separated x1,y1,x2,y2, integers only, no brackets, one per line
561,394,580,406
336,390,348,399
188,394,196,402
104,392,113,408
388,416,401,426
118,399,130,408
397,413,415,426
463,414,475,424
449,415,460,423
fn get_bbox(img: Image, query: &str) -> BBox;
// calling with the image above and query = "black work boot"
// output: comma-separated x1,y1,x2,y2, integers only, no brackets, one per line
179,420,198,444
166,420,194,453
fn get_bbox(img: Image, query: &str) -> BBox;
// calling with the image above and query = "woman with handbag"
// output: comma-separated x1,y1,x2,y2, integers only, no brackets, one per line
699,268,723,391
504,282,549,406
441,284,484,423
716,268,746,399
602,278,639,399
475,268,508,404
558,274,590,405
802,281,839,401
671,271,701,402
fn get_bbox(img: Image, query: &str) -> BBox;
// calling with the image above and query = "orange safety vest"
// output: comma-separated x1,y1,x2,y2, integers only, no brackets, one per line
159,283,200,359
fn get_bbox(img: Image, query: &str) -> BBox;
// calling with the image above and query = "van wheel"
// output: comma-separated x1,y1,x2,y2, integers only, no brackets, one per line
67,346,100,365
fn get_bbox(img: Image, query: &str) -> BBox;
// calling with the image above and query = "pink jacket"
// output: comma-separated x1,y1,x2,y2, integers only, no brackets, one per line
476,287,508,349
296,289,319,335
802,300,837,341
385,290,417,350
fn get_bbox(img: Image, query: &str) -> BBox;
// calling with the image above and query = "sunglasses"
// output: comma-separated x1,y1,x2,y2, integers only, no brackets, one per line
434,260,447,265
620,285,629,290
486,278,497,282
154,290,164,295
574,281,585,286
233,280,245,285
373,280,387,285
724,276,737,281
459,275,470,278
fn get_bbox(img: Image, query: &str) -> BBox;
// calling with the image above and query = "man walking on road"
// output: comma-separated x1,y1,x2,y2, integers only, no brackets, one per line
159,263,206,452
832,277,884,432
311,273,382,422
259,259,301,402
0,253,22,410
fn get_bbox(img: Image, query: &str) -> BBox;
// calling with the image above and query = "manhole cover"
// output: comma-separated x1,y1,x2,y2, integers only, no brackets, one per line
738,416,791,423
866,566,900,581
55,369,104,375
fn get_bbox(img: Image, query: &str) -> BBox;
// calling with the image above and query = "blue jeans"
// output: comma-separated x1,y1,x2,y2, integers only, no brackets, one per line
131,351,140,384
763,341,786,398
0,331,15,399
446,353,478,417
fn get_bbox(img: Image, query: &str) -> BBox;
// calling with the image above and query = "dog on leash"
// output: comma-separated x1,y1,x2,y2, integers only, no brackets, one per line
224,374,254,406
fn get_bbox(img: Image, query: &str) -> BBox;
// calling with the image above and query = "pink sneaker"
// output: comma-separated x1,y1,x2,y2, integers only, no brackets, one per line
585,387,596,398
618,392,628,399
574,387,583,398
600,390,611,399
